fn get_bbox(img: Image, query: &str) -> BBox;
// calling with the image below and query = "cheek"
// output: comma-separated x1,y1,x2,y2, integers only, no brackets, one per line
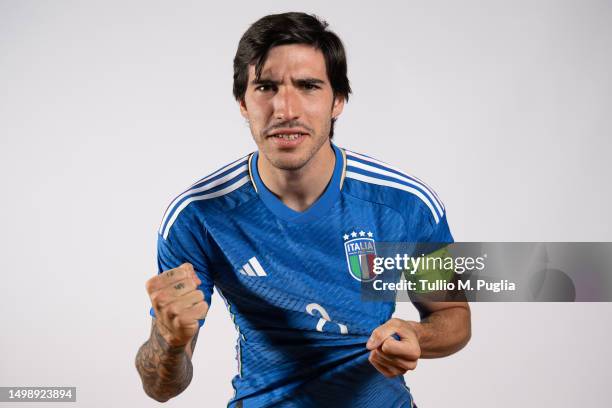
304,102,333,128
246,99,272,123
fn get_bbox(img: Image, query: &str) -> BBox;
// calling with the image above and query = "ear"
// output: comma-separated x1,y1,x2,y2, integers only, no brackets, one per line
238,98,248,119
331,96,345,119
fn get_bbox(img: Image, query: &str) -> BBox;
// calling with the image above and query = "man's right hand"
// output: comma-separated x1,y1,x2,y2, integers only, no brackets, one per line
146,263,209,348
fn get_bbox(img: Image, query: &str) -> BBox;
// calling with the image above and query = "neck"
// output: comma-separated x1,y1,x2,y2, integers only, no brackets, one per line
258,143,336,212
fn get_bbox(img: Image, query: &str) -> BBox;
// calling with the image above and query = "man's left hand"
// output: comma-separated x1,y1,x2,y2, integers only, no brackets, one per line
366,318,421,378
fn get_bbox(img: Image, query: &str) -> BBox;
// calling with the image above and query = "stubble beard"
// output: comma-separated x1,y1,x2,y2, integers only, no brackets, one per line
257,122,332,172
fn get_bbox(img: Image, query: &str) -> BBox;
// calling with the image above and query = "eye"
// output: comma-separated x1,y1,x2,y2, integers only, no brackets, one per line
302,83,320,90
255,84,275,92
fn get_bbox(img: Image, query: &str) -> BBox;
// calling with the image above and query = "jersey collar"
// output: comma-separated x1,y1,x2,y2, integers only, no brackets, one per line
248,143,346,223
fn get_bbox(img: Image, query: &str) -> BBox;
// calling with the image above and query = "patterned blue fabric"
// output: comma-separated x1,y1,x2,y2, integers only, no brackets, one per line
150,143,452,407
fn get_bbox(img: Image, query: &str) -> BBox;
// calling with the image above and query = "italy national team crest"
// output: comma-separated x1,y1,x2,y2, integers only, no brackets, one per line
343,230,377,282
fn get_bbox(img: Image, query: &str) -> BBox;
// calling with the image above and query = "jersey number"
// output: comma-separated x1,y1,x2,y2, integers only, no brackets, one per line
306,303,348,334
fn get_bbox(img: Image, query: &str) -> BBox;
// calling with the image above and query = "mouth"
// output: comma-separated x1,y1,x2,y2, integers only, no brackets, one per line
266,128,309,148
269,133,306,141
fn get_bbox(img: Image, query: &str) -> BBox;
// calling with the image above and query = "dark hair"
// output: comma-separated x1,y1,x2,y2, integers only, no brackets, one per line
233,12,351,138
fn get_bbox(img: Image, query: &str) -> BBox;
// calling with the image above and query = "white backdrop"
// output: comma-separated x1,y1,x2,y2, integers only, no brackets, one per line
1,1,611,407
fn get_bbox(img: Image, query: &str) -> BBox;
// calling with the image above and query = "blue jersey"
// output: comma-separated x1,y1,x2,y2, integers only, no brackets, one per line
151,143,452,407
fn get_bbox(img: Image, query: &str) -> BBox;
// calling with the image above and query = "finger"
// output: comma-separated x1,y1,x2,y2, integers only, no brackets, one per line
146,263,199,293
175,301,209,326
168,301,208,342
154,300,207,348
375,348,418,371
380,336,421,361
166,276,200,298
149,277,201,310
167,318,199,345
368,350,402,378
367,318,404,350
369,350,394,376
372,348,397,366
160,290,205,320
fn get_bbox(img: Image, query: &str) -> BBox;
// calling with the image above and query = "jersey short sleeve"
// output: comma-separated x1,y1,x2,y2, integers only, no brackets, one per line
149,209,215,328
427,210,454,244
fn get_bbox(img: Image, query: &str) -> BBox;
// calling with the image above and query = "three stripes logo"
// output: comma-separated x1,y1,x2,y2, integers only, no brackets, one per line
239,257,268,277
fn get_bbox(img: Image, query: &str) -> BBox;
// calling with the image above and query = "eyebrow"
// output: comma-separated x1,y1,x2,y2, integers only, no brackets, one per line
250,77,326,86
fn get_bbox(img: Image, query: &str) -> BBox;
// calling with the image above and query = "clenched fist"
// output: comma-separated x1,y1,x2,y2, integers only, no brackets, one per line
366,318,421,378
146,263,209,348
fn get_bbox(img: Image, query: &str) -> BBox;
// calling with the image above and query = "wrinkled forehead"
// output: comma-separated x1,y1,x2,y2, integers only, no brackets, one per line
249,44,329,82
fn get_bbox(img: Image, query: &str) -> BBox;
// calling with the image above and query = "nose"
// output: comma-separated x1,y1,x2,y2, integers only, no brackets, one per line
272,85,300,121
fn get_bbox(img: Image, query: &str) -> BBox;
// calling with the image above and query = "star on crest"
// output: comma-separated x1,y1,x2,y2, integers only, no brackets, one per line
359,230,366,237
367,231,373,238
350,231,358,238
343,234,349,241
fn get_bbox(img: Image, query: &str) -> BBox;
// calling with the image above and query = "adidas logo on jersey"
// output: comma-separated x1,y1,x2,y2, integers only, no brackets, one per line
238,257,268,277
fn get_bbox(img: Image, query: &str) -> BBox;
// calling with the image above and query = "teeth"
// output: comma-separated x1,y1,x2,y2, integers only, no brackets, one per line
275,134,300,140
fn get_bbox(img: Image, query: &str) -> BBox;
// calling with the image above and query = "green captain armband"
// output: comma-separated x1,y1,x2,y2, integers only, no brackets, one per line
402,245,455,294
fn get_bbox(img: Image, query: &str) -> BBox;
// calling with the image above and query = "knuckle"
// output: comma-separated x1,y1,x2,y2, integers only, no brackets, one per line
186,278,197,291
166,303,179,318
145,279,156,294
176,315,197,332
201,303,209,316
170,315,183,332
165,267,184,281
194,302,207,314
399,360,412,371
188,290,202,302
371,329,382,342
150,291,164,307
181,263,194,274
162,268,177,279
174,315,187,327
174,268,186,280
172,280,186,292
368,352,376,364
402,358,418,371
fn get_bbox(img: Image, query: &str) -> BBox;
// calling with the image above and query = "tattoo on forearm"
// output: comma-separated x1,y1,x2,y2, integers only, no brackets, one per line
135,323,197,402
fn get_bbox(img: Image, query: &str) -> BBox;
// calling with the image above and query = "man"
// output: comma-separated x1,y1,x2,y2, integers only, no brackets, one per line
135,12,470,407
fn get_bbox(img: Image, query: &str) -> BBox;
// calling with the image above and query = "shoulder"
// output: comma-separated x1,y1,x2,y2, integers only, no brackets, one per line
158,153,254,240
342,148,447,228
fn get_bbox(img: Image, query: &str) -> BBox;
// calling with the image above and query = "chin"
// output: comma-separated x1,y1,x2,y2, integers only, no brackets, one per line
267,154,311,171
259,135,327,171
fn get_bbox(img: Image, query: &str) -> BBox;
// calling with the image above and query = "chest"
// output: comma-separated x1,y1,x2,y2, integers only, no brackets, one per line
202,197,407,335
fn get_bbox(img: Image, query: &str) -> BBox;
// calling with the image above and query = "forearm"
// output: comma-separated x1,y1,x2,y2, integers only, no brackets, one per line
408,306,471,358
135,324,194,402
